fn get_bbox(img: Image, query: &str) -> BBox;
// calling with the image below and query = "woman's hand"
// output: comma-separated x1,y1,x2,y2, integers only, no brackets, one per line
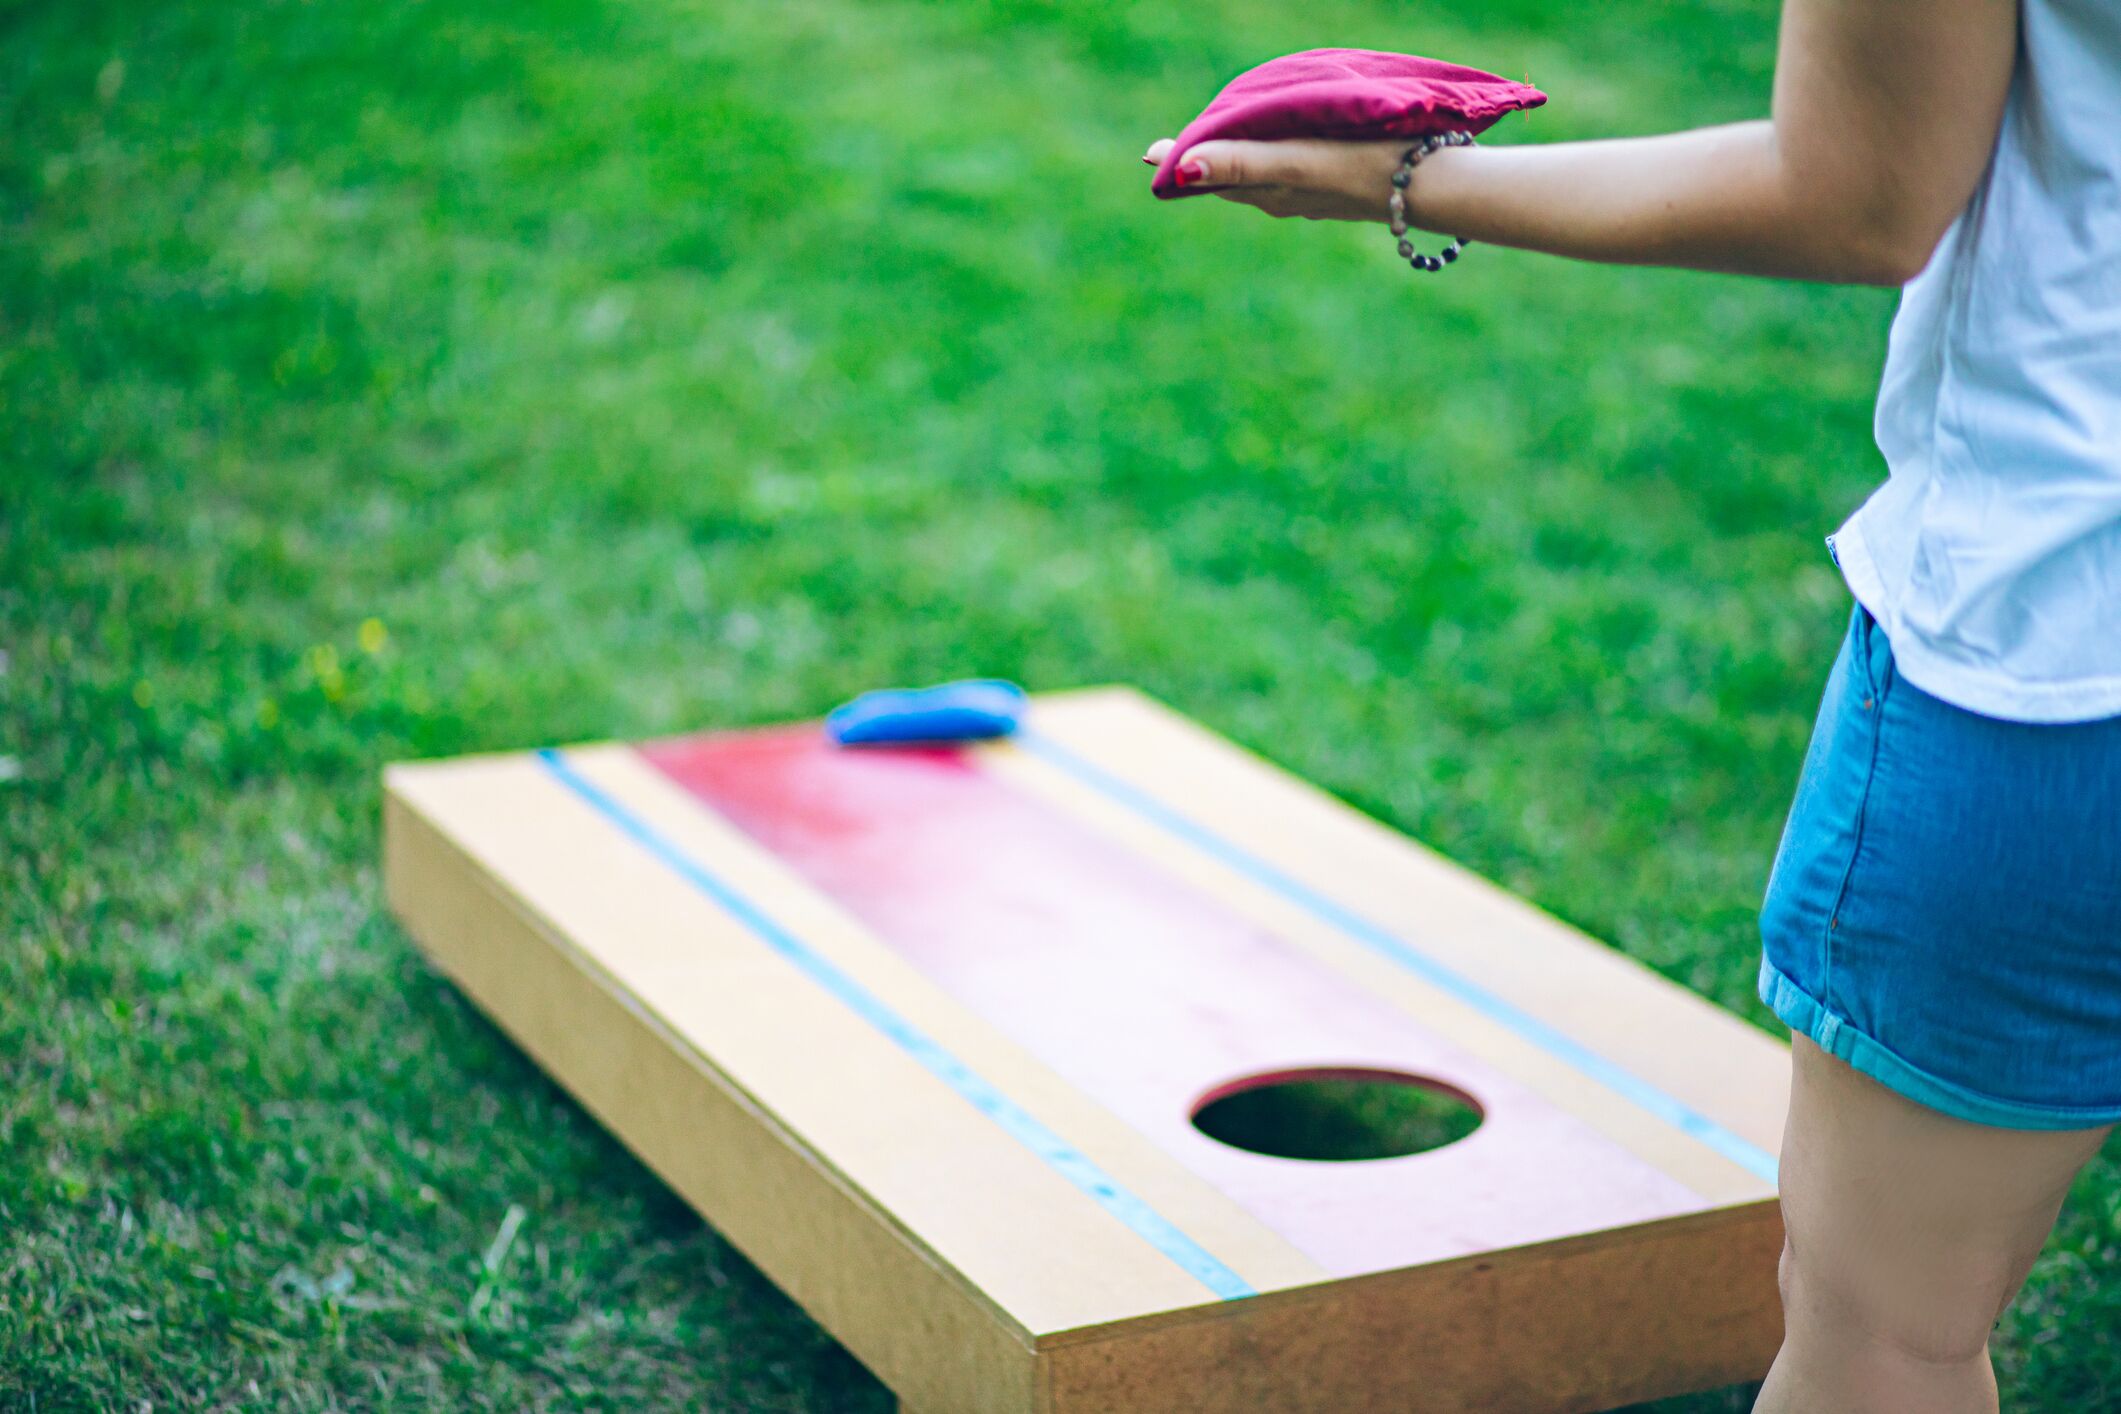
1142,136,1410,221
1141,0,2015,285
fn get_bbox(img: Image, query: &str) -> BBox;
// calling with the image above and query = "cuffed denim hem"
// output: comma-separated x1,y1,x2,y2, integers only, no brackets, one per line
1758,956,2121,1132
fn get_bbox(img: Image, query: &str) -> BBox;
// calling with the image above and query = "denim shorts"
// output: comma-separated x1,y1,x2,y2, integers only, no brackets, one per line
1759,603,2121,1130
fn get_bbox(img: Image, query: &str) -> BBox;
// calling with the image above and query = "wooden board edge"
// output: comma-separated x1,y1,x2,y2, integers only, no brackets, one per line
1030,1196,1778,1349
382,782,1042,1414
1036,1198,1784,1412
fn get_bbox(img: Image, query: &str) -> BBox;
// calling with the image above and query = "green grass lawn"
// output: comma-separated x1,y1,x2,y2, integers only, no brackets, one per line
5,0,2117,1406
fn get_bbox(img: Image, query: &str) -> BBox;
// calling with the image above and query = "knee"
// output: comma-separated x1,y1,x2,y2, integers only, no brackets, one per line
1777,1234,2001,1369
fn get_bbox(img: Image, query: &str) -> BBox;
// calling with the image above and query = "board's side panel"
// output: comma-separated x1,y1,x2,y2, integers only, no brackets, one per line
1042,1202,1784,1414
384,788,1040,1414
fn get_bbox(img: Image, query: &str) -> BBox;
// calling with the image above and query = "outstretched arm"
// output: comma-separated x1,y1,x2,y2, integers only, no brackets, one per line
1145,0,2018,285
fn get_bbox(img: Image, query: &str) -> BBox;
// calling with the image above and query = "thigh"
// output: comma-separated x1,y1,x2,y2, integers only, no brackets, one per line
1778,1036,2111,1358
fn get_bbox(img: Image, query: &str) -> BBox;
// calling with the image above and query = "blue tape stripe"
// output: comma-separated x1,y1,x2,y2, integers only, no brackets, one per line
1014,731,1781,1186
533,749,1257,1300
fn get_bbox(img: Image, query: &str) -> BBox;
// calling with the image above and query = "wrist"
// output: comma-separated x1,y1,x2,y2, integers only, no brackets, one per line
1399,142,1470,234
1387,134,1476,272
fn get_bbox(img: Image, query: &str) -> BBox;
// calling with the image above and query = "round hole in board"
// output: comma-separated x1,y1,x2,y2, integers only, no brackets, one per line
1188,1066,1484,1162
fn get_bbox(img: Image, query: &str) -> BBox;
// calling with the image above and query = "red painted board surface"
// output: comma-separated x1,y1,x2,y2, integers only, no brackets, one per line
640,727,1702,1277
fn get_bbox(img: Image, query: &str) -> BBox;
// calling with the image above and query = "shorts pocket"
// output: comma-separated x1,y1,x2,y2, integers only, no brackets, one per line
1851,604,1898,709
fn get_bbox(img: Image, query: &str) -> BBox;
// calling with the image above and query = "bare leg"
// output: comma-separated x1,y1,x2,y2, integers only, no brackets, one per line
1754,1037,2110,1414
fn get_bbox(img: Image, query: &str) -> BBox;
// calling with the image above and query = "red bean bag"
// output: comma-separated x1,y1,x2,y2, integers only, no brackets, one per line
1151,49,1546,198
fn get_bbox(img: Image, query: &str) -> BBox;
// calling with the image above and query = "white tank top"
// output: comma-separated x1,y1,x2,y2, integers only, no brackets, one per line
1831,0,2121,723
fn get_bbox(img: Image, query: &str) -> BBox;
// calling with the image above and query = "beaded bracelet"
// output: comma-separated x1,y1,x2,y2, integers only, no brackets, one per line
1388,132,1474,272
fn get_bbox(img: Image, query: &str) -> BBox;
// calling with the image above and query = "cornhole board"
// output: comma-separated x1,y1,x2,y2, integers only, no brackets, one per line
383,687,1789,1413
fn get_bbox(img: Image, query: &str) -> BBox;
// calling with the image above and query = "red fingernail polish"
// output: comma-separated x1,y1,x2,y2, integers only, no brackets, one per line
1178,160,1209,185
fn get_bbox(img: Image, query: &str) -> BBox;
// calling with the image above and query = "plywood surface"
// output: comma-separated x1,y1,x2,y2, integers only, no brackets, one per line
643,726,1728,1278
